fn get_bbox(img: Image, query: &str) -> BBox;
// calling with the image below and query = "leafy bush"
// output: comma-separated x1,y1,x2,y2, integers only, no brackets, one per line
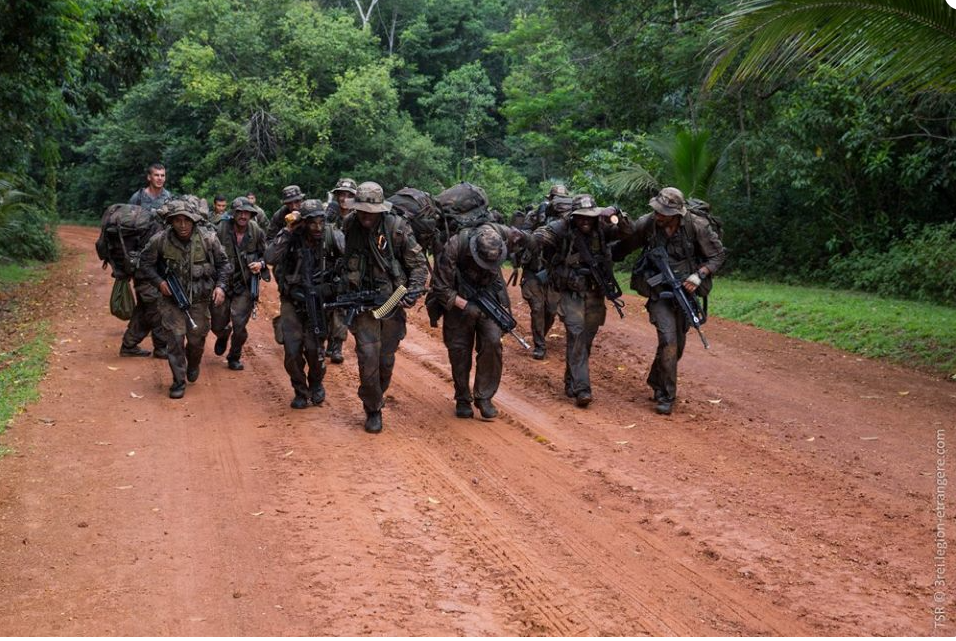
0,173,59,262
828,222,956,305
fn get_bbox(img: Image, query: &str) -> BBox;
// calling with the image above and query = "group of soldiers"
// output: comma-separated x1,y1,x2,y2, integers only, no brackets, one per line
104,162,725,433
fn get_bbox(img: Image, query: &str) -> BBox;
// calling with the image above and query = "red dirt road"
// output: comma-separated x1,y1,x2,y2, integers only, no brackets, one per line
0,226,952,635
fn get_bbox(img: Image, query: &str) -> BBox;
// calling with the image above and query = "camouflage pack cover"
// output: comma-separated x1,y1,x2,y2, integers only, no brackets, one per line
96,203,160,279
387,187,440,252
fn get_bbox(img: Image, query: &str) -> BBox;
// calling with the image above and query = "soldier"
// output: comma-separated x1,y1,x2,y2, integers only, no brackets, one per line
129,162,172,212
515,186,573,360
211,197,267,371
138,199,231,399
341,181,428,433
325,177,357,228
322,177,357,364
266,185,306,240
532,194,631,408
432,223,527,419
613,187,725,415
210,195,228,224
265,199,342,409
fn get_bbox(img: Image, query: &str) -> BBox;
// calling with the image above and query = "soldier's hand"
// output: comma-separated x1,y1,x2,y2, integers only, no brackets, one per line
400,291,420,308
462,301,484,321
248,260,263,274
212,286,226,306
159,282,172,297
683,273,702,294
285,211,301,228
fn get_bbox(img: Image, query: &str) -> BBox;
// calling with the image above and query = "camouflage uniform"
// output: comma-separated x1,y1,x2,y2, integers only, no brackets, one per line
266,185,306,241
341,182,428,433
432,223,528,419
211,197,267,369
516,187,571,359
532,194,631,408
322,178,357,363
613,187,725,414
138,201,232,398
265,200,342,408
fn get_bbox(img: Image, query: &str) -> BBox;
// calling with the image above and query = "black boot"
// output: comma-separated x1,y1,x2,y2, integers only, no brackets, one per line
169,381,186,399
364,411,383,434
455,400,474,419
474,398,499,419
214,326,231,356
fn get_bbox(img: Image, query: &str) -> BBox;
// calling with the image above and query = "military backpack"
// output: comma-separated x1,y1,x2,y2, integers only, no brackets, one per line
387,187,441,254
95,203,160,279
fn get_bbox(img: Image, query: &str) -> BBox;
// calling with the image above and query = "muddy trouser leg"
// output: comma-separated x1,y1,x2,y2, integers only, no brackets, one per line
226,289,254,361
442,308,478,403
123,280,163,349
185,300,210,370
351,309,406,413
327,308,348,353
210,292,232,338
521,276,547,350
472,314,503,402
646,297,688,401
304,321,326,393
159,297,188,385
544,285,560,337
561,290,606,397
280,300,310,398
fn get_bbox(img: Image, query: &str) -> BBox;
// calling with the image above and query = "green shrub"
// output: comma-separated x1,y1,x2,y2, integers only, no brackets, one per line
828,222,956,305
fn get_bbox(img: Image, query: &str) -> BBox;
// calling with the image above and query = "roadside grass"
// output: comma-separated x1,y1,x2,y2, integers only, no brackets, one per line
0,261,43,288
618,272,956,379
709,279,956,379
0,324,52,454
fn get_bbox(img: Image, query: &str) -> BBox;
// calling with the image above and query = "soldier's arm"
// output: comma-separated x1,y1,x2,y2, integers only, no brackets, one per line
137,232,165,289
264,228,293,265
208,234,232,292
396,219,428,291
611,214,653,261
266,207,287,241
432,236,462,310
693,216,726,277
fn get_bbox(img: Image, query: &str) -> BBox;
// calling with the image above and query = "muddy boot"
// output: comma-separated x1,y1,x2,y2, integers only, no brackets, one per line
152,348,168,359
575,391,592,408
327,339,344,364
290,395,309,410
364,411,383,434
655,398,674,415
474,398,498,419
169,381,186,399
214,326,231,356
455,400,474,419
120,345,151,357
311,384,326,406
532,346,546,360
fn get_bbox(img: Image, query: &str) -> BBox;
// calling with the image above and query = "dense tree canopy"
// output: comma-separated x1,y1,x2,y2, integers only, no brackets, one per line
1,0,954,302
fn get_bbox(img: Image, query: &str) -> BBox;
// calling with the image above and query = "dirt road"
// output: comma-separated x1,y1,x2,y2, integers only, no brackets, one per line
0,226,952,635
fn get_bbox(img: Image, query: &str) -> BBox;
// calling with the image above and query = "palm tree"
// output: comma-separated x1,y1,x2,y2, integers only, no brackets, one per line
705,0,956,94
607,128,731,202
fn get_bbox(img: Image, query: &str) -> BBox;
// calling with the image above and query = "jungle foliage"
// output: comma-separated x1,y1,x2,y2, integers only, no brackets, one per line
1,0,954,302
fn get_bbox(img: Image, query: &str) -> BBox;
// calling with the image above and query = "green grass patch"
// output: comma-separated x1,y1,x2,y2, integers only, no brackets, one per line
0,260,43,288
710,279,956,378
618,272,956,378
0,322,53,452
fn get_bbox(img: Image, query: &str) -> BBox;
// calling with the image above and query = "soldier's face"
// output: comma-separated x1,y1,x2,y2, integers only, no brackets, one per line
235,210,251,230
654,213,678,229
573,215,594,235
246,194,256,204
148,169,166,190
214,200,227,214
357,210,379,229
288,199,303,211
335,191,351,208
170,215,194,239
307,217,324,240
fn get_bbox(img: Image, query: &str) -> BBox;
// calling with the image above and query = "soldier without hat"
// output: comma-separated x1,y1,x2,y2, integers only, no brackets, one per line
613,187,725,415
210,197,268,371
532,194,631,408
432,223,529,419
265,199,343,409
340,181,428,433
138,199,232,398
266,185,306,241
130,162,172,213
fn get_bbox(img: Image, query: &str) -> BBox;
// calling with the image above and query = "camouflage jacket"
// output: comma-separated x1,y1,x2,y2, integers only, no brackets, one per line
432,223,527,311
215,219,266,293
139,227,232,303
340,212,428,297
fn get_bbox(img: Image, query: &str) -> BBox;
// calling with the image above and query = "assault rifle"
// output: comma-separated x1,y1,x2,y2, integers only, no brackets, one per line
573,232,625,318
457,275,531,350
160,260,198,330
325,285,425,327
296,246,327,338
644,246,709,349
244,252,270,320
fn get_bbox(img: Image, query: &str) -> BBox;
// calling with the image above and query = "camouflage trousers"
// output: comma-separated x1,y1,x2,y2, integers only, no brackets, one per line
158,295,211,385
326,307,348,351
442,306,503,403
521,272,560,350
211,288,253,360
349,308,406,413
279,298,326,399
122,280,167,352
559,289,607,397
646,296,688,402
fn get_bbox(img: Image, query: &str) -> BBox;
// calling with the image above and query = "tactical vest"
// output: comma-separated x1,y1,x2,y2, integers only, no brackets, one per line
342,213,406,293
277,227,337,298
630,213,713,298
160,230,218,302
217,220,263,290
550,226,612,294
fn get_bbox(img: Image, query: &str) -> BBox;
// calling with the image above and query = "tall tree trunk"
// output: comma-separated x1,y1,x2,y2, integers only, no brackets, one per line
737,90,751,201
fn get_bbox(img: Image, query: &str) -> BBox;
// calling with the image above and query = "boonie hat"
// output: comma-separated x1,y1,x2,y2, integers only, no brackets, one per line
231,196,258,213
332,178,358,195
469,224,508,271
281,185,306,203
164,200,203,223
347,181,392,214
548,184,570,198
299,199,326,220
569,193,602,218
649,187,687,217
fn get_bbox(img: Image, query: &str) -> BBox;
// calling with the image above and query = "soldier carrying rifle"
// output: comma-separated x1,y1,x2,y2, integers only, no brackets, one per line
138,199,231,399
265,199,343,409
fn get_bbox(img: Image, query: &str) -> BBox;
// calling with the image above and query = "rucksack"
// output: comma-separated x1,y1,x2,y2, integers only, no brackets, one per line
685,198,723,240
435,182,494,242
95,204,160,279
387,187,440,253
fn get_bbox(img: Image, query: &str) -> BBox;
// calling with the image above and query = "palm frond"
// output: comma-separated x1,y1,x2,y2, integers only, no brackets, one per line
706,0,956,94
608,165,659,200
